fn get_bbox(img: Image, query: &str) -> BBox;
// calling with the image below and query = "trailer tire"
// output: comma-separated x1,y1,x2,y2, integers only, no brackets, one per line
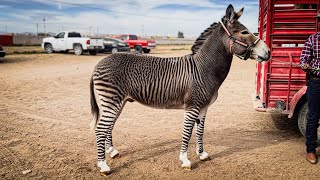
297,102,320,141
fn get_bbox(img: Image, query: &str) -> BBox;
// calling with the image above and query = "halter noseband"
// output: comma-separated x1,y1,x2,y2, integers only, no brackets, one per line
220,21,260,60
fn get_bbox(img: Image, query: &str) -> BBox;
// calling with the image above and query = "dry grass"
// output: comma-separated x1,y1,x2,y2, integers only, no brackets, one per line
3,46,44,55
151,44,192,54
2,45,193,56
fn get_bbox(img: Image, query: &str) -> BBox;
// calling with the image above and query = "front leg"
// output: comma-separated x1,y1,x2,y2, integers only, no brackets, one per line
179,107,199,170
196,108,209,161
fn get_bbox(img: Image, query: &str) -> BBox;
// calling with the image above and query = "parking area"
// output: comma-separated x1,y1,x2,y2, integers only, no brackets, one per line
0,46,319,179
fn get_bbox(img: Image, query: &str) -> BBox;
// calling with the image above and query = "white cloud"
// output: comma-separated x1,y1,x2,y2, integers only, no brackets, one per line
3,1,259,37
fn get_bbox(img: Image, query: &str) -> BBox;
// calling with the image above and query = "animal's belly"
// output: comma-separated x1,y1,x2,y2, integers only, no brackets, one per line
135,99,185,109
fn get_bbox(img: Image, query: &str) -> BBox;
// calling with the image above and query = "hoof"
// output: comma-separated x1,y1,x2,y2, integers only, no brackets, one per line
110,149,120,159
200,156,211,161
199,151,209,161
182,166,191,170
111,153,120,159
100,171,111,176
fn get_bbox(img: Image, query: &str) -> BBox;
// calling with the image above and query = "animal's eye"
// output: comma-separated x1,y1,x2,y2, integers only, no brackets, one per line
241,30,249,35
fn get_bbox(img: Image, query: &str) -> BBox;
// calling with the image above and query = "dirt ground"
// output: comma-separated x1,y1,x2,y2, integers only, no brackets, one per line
0,47,319,179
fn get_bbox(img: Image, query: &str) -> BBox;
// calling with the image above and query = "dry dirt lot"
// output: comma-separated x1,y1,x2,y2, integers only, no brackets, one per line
0,47,319,179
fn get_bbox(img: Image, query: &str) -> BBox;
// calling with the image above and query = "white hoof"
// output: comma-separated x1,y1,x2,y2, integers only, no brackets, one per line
181,160,191,168
199,151,210,161
97,160,110,173
110,149,119,158
106,147,120,158
179,152,191,169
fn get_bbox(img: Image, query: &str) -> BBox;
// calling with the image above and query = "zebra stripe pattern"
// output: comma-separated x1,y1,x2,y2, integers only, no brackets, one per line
90,4,270,174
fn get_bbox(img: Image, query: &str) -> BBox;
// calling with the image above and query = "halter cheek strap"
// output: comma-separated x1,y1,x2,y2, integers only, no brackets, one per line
220,21,260,60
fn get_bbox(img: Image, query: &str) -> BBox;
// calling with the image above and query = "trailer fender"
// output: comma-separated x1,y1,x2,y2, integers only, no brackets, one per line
288,86,307,118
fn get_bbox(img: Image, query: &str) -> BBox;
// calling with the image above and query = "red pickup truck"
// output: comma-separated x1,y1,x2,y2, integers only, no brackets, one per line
117,34,156,53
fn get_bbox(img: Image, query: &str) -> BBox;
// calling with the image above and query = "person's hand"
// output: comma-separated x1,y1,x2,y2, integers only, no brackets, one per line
301,64,311,71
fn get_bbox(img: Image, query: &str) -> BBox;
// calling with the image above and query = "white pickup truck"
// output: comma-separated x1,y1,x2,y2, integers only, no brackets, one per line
42,31,103,55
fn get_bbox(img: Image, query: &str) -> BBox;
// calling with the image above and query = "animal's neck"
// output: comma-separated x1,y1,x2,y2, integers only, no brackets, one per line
194,25,233,85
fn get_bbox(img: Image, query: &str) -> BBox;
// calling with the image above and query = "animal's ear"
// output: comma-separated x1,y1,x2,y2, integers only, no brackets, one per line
225,4,235,21
235,7,244,19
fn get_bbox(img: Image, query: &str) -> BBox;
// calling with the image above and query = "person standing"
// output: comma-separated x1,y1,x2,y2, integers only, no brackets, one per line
300,11,320,164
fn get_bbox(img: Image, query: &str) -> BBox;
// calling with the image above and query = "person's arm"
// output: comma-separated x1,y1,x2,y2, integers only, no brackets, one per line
300,35,313,72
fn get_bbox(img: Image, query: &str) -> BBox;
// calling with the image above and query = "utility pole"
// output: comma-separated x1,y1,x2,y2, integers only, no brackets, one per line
43,18,46,35
5,24,7,33
36,23,39,36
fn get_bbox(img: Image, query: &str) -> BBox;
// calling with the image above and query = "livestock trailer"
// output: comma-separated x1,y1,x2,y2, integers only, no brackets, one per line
254,0,320,136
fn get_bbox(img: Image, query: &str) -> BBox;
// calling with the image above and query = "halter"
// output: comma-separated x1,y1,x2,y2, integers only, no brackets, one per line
219,21,260,60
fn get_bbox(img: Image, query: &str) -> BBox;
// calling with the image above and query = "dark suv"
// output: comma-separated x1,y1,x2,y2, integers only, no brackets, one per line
0,45,5,57
100,38,130,54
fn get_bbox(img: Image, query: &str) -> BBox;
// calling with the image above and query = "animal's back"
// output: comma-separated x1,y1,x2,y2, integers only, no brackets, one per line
93,53,193,108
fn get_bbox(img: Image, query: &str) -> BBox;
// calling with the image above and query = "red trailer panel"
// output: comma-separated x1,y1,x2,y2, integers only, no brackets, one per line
0,34,13,46
255,0,320,117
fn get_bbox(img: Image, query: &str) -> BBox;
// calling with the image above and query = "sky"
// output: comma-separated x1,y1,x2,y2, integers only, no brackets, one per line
0,0,259,37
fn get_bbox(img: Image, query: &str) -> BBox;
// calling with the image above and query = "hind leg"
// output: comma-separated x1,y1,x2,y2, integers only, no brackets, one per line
95,98,125,174
105,116,121,159
196,108,209,161
94,83,126,174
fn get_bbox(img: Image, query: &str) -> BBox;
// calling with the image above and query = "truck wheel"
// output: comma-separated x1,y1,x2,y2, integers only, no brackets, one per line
44,44,53,54
134,46,142,53
111,48,118,54
143,49,151,53
89,50,97,55
298,102,320,140
74,45,83,55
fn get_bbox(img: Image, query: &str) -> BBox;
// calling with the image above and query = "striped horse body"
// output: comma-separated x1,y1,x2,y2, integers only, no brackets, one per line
90,5,270,175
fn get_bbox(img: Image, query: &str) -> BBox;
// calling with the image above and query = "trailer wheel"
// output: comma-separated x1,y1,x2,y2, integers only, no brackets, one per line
297,102,320,140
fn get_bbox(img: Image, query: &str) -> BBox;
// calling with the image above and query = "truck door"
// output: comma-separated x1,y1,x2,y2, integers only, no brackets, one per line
54,32,66,50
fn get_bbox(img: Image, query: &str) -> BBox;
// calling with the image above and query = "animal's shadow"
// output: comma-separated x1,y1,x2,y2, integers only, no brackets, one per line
110,113,301,173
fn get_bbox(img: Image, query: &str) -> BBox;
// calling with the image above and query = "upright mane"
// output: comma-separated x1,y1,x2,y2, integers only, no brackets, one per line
191,22,219,55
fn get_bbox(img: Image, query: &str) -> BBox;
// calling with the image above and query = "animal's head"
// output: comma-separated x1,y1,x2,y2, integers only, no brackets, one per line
221,4,270,62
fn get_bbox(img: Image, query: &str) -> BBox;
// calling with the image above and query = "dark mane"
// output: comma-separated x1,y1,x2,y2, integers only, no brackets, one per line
191,22,219,55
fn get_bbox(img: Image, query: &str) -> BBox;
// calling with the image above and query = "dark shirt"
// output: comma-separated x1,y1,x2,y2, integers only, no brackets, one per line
300,32,320,76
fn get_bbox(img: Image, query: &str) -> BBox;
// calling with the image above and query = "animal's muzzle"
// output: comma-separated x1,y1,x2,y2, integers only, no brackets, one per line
236,39,260,60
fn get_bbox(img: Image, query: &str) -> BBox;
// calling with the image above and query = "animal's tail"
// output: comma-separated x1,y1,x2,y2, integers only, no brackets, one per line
90,76,99,130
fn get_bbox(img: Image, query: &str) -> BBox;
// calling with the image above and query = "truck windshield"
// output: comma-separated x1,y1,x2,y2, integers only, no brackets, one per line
129,35,138,40
68,32,82,37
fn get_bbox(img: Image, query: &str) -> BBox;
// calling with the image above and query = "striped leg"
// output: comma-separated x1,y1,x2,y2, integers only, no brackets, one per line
105,115,121,159
94,84,125,174
179,107,199,169
196,108,209,160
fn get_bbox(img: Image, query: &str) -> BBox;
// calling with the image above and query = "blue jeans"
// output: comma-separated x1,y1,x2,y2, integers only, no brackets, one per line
306,80,320,153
